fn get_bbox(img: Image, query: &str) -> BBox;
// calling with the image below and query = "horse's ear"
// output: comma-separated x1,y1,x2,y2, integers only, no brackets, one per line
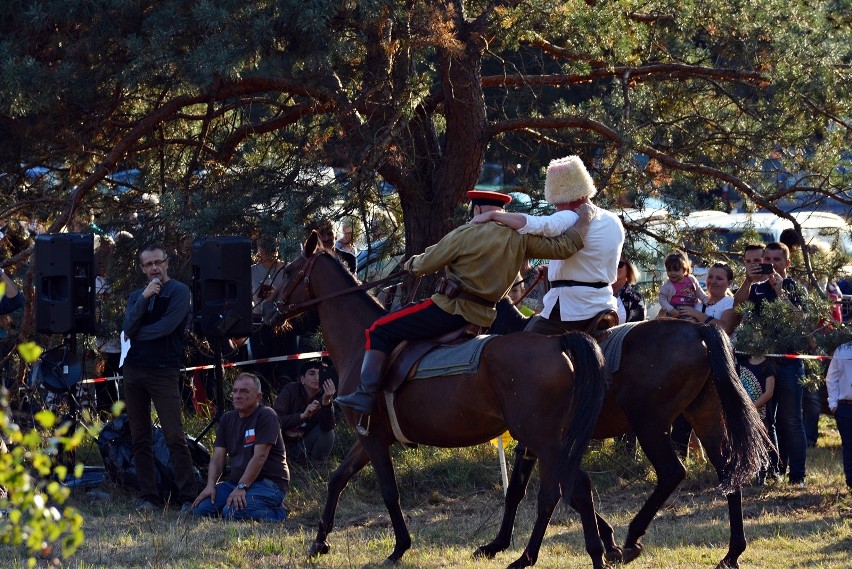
304,230,319,257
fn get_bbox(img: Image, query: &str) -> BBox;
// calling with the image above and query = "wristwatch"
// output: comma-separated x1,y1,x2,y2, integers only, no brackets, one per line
237,482,249,491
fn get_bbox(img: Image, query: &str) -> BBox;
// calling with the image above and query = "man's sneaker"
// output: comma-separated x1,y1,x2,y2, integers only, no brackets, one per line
136,499,159,512
179,502,194,515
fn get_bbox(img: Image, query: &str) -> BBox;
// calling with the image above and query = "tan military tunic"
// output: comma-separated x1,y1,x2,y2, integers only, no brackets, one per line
406,222,584,328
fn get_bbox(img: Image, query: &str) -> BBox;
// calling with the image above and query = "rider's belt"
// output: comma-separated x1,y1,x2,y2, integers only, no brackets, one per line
435,277,496,308
550,280,609,289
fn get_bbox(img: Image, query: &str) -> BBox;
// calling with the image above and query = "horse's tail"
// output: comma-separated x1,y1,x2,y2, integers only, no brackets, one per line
701,324,772,491
557,331,607,497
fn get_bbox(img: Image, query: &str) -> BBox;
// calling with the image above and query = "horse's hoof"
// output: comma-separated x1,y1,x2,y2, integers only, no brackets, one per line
605,546,624,563
622,543,643,564
474,543,501,559
308,540,330,557
384,543,410,566
715,560,739,569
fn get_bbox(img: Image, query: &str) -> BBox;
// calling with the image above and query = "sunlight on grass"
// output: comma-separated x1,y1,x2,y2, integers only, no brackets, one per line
5,416,848,568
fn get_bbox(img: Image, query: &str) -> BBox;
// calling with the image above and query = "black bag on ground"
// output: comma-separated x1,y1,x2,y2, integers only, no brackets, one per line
97,415,208,497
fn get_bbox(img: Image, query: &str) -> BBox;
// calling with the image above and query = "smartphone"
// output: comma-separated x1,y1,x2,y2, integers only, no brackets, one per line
759,263,774,274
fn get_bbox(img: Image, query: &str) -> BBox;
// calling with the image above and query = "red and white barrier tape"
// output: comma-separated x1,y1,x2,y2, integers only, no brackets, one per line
75,348,849,385
734,351,833,362
80,350,330,384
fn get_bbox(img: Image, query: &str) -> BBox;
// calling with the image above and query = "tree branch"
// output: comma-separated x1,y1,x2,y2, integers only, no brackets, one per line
216,103,333,162
800,93,851,131
481,63,767,89
527,36,606,67
46,77,339,235
488,114,774,212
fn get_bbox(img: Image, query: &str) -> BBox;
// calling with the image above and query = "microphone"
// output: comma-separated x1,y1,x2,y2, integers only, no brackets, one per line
147,278,161,312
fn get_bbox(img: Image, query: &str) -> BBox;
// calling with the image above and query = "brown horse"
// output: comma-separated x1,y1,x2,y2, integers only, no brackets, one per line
474,320,772,568
267,232,609,568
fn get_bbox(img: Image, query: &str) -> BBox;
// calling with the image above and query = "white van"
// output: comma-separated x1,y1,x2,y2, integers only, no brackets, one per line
673,210,852,258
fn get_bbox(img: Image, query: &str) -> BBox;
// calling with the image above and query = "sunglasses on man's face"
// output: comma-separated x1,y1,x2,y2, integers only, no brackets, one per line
618,261,626,268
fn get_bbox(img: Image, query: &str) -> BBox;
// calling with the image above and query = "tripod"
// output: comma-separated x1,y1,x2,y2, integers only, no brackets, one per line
32,334,93,468
193,338,227,443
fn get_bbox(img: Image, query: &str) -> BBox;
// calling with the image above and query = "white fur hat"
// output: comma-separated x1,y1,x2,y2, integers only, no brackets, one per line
544,155,597,204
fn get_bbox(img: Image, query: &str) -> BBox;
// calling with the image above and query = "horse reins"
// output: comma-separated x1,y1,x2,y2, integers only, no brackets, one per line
274,251,533,320
514,270,545,307
272,251,408,321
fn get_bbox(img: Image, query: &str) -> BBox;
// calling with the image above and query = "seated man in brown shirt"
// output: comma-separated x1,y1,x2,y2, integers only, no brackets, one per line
191,372,289,521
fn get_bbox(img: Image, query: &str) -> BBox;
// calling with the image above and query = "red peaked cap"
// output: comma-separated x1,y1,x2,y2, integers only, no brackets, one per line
466,190,512,207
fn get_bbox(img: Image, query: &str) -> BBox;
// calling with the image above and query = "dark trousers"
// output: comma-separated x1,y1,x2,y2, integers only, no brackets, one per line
286,425,335,465
836,402,852,488
802,385,823,446
774,361,807,482
764,397,779,474
123,365,196,503
365,299,468,353
762,400,780,476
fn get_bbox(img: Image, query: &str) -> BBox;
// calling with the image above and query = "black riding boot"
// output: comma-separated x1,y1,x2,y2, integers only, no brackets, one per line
335,350,387,415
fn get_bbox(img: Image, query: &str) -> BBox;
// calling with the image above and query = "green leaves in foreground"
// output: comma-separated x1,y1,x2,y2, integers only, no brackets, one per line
0,390,88,565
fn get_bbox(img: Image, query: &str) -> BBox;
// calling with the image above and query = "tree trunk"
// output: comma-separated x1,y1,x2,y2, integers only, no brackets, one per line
397,32,488,258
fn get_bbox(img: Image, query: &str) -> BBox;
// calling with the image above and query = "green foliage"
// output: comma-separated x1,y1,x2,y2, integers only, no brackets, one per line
735,292,822,357
734,289,852,389
0,0,850,317
0,389,90,564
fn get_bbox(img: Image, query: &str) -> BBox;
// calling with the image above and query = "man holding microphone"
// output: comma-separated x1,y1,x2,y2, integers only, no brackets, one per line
122,244,196,512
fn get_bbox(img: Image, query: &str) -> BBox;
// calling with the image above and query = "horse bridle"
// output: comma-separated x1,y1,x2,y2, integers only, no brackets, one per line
269,251,408,323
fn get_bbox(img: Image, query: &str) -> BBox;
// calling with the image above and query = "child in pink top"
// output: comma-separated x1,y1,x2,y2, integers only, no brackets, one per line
658,250,709,317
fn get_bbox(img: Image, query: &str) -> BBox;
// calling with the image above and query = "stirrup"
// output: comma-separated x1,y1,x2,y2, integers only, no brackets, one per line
355,414,371,436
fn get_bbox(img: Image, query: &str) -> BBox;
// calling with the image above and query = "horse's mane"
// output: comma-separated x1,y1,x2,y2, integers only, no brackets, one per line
315,251,389,316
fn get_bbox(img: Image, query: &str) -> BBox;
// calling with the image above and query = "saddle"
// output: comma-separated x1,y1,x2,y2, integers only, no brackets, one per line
375,309,618,444
383,324,481,393
586,309,619,341
381,309,619,394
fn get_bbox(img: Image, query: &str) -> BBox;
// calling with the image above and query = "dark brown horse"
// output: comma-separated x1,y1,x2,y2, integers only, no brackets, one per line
475,320,771,568
267,232,609,568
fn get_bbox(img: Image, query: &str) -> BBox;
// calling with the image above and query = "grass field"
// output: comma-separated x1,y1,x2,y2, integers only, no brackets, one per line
4,416,851,568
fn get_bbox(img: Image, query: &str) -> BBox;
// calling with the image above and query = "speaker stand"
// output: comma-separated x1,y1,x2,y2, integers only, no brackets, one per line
55,334,81,468
193,338,226,443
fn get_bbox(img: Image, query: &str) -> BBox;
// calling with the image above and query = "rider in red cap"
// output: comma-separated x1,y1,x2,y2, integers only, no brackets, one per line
335,188,595,418
465,189,513,208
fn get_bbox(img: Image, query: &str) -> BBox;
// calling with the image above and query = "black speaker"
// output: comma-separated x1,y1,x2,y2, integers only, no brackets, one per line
34,233,98,335
191,237,252,338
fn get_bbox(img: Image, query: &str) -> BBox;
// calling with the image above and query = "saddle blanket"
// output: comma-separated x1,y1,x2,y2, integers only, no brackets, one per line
598,321,641,384
410,335,497,379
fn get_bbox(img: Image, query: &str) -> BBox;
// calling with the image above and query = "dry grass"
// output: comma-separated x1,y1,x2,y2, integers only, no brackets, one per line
4,417,850,568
